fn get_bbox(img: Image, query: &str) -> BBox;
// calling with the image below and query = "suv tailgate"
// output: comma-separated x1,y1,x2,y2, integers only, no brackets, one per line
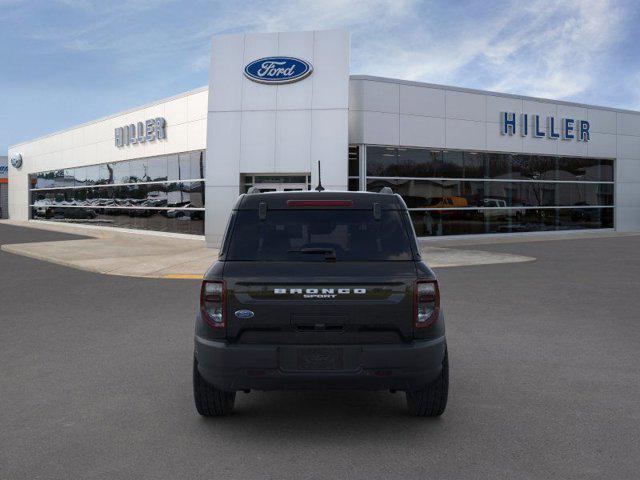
224,261,416,344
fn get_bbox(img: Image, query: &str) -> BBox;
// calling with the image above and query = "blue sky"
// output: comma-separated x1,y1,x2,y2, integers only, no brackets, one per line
2,0,639,153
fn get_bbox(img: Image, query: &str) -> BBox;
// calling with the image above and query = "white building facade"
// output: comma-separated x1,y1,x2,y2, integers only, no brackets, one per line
7,29,640,246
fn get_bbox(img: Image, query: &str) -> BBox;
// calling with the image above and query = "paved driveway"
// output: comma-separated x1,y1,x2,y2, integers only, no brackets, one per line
1,224,639,479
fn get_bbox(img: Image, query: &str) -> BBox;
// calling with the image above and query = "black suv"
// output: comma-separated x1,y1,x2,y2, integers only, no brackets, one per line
193,190,448,416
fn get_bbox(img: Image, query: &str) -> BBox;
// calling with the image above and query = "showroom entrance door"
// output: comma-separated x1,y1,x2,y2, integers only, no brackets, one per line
241,174,311,193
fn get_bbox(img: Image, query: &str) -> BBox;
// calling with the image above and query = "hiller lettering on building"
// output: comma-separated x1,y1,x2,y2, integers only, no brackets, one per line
500,112,590,141
115,117,166,147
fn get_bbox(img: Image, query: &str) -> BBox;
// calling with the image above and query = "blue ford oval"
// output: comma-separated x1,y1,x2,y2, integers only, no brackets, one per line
234,309,255,319
244,56,313,84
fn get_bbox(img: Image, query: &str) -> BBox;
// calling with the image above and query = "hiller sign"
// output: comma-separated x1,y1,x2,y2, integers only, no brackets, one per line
115,117,166,147
500,112,590,142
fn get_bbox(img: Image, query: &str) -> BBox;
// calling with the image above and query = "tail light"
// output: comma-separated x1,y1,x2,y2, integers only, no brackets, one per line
414,280,440,328
201,280,226,328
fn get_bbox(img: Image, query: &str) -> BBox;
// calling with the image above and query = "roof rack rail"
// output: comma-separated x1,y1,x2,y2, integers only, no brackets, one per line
379,187,393,194
246,187,261,194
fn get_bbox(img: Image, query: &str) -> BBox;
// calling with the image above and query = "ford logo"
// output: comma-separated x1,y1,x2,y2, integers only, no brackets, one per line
244,56,313,85
10,153,23,169
234,309,255,319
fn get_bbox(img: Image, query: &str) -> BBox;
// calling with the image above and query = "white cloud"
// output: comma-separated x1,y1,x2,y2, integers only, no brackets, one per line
483,0,623,99
8,0,632,104
345,0,625,101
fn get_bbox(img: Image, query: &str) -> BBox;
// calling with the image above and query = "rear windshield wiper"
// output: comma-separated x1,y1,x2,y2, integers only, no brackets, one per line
287,247,337,261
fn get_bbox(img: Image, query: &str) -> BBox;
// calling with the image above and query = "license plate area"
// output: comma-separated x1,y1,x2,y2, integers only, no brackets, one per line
296,347,344,370
278,346,361,372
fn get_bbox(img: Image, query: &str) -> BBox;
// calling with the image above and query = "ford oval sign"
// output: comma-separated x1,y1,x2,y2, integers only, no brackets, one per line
234,309,255,319
10,153,23,169
244,56,313,85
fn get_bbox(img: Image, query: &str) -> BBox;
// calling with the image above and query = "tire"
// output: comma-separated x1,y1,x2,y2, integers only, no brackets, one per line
193,358,236,417
406,348,449,417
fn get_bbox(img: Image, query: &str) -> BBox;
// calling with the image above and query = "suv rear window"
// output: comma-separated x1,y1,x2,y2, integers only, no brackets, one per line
226,209,414,261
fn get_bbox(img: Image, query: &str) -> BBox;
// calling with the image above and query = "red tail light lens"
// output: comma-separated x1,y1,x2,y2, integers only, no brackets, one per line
201,281,225,328
414,280,440,328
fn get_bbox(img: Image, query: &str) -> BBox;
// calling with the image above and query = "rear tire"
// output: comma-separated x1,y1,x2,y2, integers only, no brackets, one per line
193,358,236,417
406,348,449,417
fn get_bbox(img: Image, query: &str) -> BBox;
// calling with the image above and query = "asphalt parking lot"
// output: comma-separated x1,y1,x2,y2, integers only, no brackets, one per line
1,224,639,480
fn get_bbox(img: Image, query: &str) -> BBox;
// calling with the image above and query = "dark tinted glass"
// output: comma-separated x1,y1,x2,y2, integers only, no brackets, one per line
74,188,88,205
129,159,148,182
148,155,168,182
190,151,205,180
409,206,613,236
187,181,205,208
367,147,442,177
100,163,113,184
397,148,442,177
227,210,414,261
95,187,114,205
45,189,71,204
35,171,55,189
367,178,445,208
115,184,147,206
487,152,511,179
85,165,100,185
145,183,168,207
348,146,359,177
113,186,128,206
167,154,180,181
600,159,614,182
371,179,614,209
556,183,613,206
166,182,191,207
441,151,464,177
74,167,87,187
64,169,76,187
366,146,396,176
369,179,489,208
557,207,613,229
88,208,204,235
53,170,65,187
112,161,130,184
179,153,193,180
513,155,557,180
558,157,614,182
463,152,486,178
369,148,615,183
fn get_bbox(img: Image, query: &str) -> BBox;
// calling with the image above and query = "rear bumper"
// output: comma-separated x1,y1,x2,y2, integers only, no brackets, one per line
194,335,446,392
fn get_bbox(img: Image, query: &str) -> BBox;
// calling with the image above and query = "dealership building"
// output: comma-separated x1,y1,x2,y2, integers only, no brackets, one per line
7,29,640,246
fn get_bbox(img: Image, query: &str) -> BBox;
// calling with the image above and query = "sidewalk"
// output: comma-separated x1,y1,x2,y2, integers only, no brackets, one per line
0,219,538,279
1,220,215,279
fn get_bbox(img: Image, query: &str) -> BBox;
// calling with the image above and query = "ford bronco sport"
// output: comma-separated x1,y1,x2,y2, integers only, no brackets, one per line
193,189,448,416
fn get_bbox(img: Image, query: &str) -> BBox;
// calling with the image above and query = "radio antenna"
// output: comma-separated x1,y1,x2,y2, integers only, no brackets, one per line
315,161,325,192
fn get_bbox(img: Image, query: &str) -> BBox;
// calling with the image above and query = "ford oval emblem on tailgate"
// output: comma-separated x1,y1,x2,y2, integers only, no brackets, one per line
235,310,255,319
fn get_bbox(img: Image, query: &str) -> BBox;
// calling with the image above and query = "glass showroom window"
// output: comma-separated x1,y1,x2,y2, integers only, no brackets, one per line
358,146,614,236
29,150,206,235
